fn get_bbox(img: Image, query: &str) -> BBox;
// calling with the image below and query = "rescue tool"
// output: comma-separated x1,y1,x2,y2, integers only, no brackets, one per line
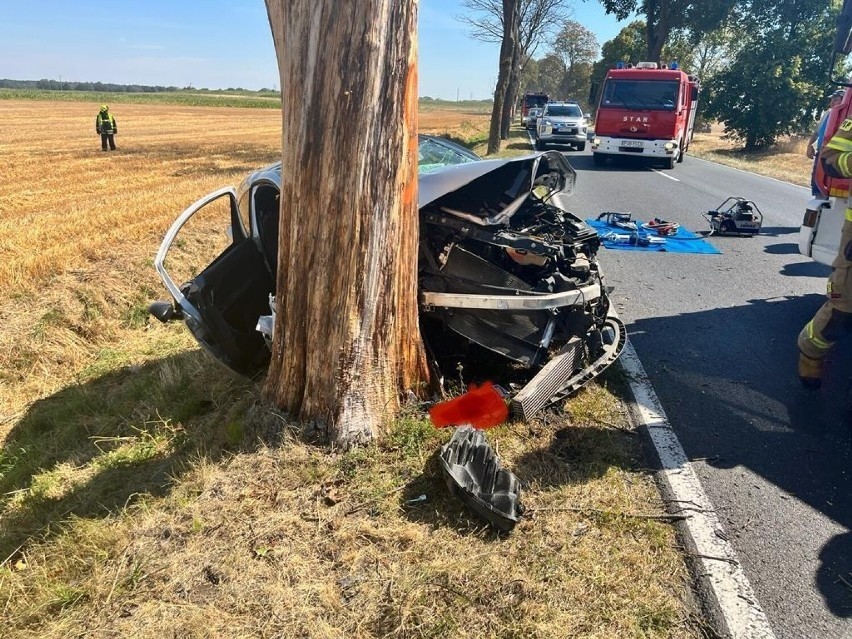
703,197,763,236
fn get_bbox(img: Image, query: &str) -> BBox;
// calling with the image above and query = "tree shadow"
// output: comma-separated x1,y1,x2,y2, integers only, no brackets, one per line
759,226,799,237
763,242,801,255
780,261,832,278
0,350,283,563
625,294,852,618
566,154,658,173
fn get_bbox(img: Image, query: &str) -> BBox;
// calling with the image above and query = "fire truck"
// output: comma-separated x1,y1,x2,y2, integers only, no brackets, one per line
591,62,700,170
520,92,549,121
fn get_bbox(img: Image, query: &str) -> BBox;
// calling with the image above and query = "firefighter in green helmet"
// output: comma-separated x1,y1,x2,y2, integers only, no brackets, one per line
95,104,118,151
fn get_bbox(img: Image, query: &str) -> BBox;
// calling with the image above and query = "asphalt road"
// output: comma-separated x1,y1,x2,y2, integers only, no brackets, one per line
555,146,852,638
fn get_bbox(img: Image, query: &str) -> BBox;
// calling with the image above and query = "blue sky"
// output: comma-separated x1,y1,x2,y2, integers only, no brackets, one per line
0,0,631,99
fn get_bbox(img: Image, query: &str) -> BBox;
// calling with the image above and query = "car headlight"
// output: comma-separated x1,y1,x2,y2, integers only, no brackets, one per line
593,138,601,145
541,119,551,127
664,142,677,150
581,126,587,133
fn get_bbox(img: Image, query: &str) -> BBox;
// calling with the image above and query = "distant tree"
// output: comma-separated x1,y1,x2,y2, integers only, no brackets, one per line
597,0,736,62
457,0,573,140
519,56,541,92
706,0,837,149
589,20,646,106
551,21,598,107
531,53,568,97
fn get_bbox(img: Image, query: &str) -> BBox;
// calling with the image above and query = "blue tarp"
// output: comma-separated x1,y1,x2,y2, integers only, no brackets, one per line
586,219,722,255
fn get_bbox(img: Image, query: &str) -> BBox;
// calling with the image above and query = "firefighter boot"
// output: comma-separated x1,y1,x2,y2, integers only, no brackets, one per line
797,351,824,390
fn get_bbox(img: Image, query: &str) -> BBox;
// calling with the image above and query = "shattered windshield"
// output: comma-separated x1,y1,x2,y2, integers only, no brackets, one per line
600,79,679,111
418,136,480,174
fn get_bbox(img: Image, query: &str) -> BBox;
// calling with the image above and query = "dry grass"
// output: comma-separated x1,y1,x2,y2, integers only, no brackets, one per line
689,123,813,186
0,100,702,638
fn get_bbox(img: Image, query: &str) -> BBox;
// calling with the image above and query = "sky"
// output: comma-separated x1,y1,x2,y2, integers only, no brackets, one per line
0,0,631,100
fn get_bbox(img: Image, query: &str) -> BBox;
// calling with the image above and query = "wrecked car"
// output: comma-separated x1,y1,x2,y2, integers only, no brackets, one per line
149,135,624,419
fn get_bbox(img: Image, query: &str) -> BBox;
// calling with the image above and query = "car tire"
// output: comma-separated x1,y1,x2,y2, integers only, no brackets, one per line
592,153,605,166
576,143,586,152
676,145,685,163
722,220,736,234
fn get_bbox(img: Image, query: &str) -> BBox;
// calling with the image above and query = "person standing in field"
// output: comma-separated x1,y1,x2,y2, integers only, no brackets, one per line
95,105,118,151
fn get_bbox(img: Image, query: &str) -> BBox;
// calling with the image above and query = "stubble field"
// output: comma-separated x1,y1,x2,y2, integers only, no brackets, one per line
0,100,701,638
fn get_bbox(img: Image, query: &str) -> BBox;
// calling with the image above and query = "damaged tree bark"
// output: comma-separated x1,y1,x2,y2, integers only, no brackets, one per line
264,0,428,447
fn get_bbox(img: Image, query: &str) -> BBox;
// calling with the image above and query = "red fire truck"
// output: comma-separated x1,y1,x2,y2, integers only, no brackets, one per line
591,62,700,169
520,92,549,121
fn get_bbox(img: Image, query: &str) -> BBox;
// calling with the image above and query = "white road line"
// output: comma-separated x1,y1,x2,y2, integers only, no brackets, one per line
651,168,681,181
620,340,777,639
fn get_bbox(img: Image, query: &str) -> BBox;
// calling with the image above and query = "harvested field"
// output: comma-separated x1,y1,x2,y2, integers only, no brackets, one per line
0,99,701,638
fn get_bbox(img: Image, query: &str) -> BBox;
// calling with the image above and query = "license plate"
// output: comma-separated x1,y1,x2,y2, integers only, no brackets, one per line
622,140,643,148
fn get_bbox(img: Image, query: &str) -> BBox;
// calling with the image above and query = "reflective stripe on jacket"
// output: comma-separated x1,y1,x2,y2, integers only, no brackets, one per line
96,112,116,133
821,118,852,220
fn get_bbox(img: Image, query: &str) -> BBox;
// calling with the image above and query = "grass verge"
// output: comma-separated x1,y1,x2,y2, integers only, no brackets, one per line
1,100,702,638
688,127,812,187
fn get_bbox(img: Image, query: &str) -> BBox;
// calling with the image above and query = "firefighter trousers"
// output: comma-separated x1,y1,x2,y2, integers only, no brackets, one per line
798,218,852,359
100,133,116,150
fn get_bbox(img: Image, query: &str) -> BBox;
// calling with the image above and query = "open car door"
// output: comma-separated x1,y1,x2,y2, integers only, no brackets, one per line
152,187,273,376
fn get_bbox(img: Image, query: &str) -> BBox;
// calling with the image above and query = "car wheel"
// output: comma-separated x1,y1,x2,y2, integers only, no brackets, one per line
576,142,586,152
592,153,605,166
676,144,685,163
722,220,736,234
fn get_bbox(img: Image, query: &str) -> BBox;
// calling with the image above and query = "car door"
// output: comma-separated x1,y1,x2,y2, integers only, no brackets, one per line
801,196,843,266
813,197,843,265
155,186,274,376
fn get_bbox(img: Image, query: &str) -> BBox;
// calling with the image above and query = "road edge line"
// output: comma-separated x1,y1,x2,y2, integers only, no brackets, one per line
688,154,809,191
619,339,777,639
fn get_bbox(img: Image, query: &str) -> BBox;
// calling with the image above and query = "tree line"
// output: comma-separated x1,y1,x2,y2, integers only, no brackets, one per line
463,0,845,151
0,78,279,95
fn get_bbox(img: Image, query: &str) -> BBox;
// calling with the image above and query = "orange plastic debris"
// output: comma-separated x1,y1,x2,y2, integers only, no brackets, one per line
428,381,509,430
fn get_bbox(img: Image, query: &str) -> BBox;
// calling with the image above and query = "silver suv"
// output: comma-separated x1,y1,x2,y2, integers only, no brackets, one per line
535,102,587,151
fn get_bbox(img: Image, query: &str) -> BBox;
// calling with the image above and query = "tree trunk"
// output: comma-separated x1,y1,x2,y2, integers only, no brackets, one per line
488,0,519,154
645,0,669,62
501,47,522,139
264,0,428,447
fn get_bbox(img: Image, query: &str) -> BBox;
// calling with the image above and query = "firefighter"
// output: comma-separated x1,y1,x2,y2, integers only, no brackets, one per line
807,90,845,197
798,115,852,388
95,105,118,151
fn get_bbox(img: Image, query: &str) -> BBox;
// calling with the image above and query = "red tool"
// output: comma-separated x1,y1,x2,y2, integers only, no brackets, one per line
429,381,509,430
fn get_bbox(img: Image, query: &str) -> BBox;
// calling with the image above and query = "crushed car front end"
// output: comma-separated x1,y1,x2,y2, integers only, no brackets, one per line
416,152,623,417
150,145,623,418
